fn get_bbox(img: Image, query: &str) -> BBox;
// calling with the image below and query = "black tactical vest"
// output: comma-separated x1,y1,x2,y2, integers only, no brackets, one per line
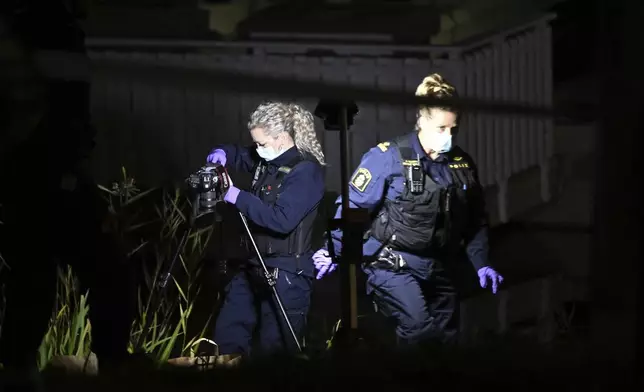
248,155,319,261
370,136,481,255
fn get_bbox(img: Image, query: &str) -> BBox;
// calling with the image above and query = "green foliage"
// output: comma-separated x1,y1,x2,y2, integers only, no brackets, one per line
324,315,372,350
37,266,92,370
326,318,343,350
33,167,215,370
97,167,159,257
100,168,215,365
127,186,214,364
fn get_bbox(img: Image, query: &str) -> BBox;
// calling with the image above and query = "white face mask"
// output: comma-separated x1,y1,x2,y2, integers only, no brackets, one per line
428,131,452,154
256,145,284,161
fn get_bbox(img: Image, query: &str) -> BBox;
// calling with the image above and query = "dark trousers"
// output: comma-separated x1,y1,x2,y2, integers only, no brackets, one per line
0,173,134,369
213,265,312,356
364,259,459,346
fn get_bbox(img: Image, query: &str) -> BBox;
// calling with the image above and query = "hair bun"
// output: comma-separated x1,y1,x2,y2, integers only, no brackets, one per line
423,73,445,87
415,73,455,97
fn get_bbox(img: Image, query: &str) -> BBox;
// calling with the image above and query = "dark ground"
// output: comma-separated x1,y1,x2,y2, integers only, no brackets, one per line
38,344,635,391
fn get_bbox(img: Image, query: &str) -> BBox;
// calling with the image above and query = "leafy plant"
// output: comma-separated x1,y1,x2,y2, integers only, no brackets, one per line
37,266,92,370
324,315,372,350
97,167,158,258
99,168,215,365
33,168,216,370
326,318,343,350
128,187,215,364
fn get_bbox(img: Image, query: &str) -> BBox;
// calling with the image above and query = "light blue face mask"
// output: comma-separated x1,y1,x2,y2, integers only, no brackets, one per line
429,131,452,154
256,145,284,161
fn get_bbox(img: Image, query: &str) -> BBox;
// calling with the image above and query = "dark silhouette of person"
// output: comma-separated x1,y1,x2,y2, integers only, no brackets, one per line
0,1,135,385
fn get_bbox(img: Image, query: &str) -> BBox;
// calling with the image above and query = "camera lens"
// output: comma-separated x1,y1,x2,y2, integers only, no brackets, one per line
200,191,218,209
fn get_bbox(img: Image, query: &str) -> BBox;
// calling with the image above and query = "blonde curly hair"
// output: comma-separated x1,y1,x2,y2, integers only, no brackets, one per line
415,73,457,118
248,101,326,165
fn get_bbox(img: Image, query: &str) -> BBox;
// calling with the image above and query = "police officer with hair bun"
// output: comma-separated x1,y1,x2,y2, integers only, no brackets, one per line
313,73,504,346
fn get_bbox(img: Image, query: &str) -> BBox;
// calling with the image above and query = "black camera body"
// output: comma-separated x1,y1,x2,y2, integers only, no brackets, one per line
187,163,230,214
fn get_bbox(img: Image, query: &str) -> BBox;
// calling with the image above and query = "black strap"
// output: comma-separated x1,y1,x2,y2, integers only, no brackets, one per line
251,163,266,192
276,154,304,181
251,154,305,192
293,223,305,275
390,135,418,163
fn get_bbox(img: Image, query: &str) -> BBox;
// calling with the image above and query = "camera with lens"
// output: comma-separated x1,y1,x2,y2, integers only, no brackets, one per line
186,163,230,214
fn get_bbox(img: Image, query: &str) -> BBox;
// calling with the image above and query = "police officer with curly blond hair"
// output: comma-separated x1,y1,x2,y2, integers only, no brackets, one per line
206,101,325,356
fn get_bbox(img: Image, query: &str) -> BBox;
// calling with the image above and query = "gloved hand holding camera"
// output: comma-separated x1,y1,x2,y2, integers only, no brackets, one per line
223,176,239,204
203,148,239,204
207,148,227,166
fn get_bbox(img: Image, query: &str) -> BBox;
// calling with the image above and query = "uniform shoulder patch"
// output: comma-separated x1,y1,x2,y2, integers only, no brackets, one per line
377,141,390,152
278,166,292,174
350,168,372,192
449,155,470,169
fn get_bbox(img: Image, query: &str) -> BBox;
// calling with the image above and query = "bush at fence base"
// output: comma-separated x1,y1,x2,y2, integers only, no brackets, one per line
33,169,215,370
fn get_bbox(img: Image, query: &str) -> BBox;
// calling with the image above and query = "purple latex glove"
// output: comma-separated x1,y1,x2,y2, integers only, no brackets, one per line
313,249,337,280
224,186,240,204
206,148,227,165
221,171,239,204
477,266,504,294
